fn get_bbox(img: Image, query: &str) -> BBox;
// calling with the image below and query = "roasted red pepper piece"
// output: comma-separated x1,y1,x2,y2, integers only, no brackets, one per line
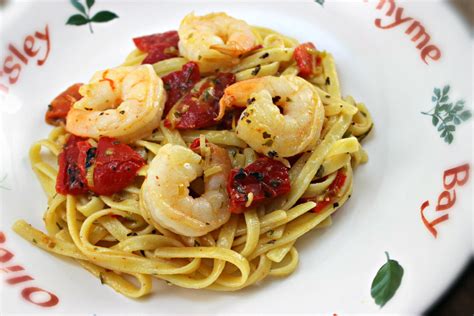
56,136,145,196
312,200,332,213
328,170,347,193
227,157,291,213
91,137,145,196
302,169,347,213
165,73,236,129
189,138,206,152
45,83,83,126
133,31,180,64
133,31,179,51
293,42,321,77
161,62,201,116
56,135,90,195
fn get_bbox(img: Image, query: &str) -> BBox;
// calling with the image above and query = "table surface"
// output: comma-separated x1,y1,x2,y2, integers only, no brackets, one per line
425,259,474,315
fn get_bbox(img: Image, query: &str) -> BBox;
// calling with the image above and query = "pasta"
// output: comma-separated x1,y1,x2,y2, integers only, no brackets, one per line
13,12,373,298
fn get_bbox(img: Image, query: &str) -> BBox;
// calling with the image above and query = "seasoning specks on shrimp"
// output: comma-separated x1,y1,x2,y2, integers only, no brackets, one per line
178,12,258,73
142,143,232,237
218,75,325,157
66,65,165,143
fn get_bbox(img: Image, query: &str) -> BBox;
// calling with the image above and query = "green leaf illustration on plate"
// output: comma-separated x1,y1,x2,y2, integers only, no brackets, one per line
66,0,118,33
314,0,325,6
371,252,404,308
70,0,86,14
421,85,471,144
66,14,89,26
90,11,119,23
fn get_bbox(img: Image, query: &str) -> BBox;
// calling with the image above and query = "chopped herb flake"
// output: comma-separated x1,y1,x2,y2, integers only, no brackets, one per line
269,179,281,188
316,165,325,178
251,64,261,76
263,139,274,146
249,172,264,181
99,273,105,284
268,150,278,158
85,147,97,168
234,169,246,180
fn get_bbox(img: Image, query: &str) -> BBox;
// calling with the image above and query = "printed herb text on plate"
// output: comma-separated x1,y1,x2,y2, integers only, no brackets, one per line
0,231,59,307
366,0,441,64
0,25,51,94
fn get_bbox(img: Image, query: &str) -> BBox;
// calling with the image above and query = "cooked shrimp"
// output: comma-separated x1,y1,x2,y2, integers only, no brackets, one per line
66,65,165,143
218,75,324,157
141,143,232,237
178,12,258,73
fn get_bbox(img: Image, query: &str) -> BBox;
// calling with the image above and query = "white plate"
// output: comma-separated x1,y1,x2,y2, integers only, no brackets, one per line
0,0,472,314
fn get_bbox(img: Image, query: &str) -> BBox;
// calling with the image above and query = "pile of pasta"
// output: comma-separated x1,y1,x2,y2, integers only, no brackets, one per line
13,22,372,297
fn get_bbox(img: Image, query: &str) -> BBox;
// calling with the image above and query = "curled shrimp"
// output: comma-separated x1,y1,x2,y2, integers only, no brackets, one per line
141,143,232,237
218,75,325,157
66,65,165,143
178,12,258,73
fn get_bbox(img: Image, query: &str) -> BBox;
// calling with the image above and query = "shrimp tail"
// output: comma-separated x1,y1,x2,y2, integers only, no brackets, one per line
216,94,236,121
